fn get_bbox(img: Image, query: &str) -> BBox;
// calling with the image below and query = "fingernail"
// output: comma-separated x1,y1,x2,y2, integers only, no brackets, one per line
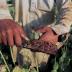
24,37,30,41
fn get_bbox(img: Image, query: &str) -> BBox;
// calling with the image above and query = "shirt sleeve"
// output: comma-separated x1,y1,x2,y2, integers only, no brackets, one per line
0,0,12,19
37,0,54,11
51,0,72,35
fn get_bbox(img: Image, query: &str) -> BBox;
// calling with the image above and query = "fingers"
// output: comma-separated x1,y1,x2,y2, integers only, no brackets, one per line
7,29,14,47
1,31,7,45
20,31,29,41
0,33,2,43
13,28,22,46
1,28,22,47
17,25,29,41
0,19,28,47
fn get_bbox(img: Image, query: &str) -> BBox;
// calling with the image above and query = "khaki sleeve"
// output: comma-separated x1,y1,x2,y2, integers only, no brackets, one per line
51,0,72,35
37,0,54,11
0,0,12,19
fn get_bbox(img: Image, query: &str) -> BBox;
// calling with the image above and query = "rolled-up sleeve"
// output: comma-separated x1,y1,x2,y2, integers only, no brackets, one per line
0,0,12,19
51,0,72,35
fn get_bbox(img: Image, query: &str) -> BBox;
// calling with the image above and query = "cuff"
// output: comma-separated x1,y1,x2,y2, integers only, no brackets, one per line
51,24,70,35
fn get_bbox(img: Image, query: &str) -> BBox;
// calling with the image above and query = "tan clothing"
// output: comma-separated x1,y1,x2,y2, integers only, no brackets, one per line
0,0,72,34
16,0,72,68
0,0,12,19
51,0,72,35
16,0,72,35
0,0,72,69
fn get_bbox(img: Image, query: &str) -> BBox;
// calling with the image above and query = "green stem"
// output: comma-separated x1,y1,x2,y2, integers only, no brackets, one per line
34,56,39,72
0,50,10,72
10,47,15,65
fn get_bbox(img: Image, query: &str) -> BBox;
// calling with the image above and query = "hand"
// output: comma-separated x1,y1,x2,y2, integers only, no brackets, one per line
36,27,58,44
0,19,29,47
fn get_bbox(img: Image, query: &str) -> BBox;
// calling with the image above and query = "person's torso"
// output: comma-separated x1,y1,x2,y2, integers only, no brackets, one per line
21,0,55,29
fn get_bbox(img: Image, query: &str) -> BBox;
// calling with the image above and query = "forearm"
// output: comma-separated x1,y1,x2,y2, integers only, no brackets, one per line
51,0,72,35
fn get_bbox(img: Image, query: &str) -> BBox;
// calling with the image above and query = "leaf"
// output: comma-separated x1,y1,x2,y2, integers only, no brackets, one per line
30,68,37,72
12,66,24,72
51,62,59,72
0,65,7,72
22,68,29,72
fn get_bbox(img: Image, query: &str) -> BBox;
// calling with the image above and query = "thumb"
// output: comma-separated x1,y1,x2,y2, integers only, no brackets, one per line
21,33,30,41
